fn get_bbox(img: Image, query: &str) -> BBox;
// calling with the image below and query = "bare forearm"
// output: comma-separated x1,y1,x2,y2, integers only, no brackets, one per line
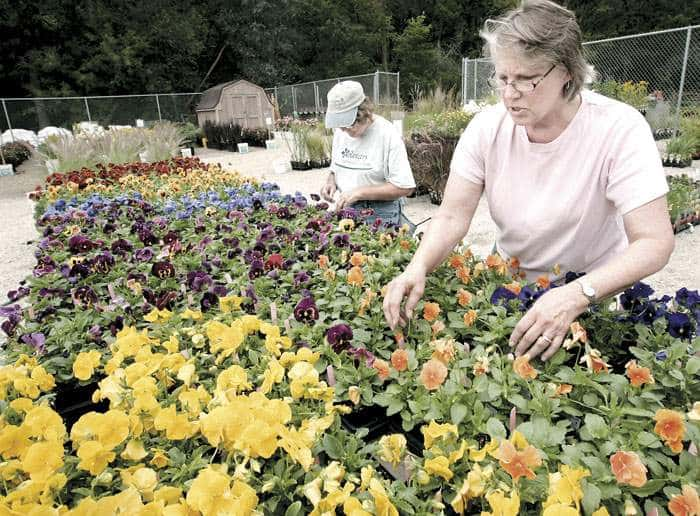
408,212,471,275
352,183,414,201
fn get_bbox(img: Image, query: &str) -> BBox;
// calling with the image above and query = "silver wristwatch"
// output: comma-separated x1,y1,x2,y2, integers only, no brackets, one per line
575,279,596,303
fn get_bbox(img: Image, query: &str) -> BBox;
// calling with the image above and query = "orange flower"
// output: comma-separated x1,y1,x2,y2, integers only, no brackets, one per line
318,255,329,269
423,302,441,322
456,266,471,283
463,248,473,260
504,282,522,295
399,239,411,251
349,252,366,266
373,359,390,380
554,383,573,396
391,349,409,372
609,451,647,488
570,321,587,344
456,288,473,307
508,257,520,270
513,355,538,380
324,269,336,281
654,409,685,453
463,310,478,327
347,266,364,286
419,358,448,391
485,254,504,269
668,485,700,516
498,439,542,482
449,254,466,269
431,320,445,336
358,289,377,316
625,360,654,387
580,348,609,373
536,275,551,289
394,331,404,344
473,356,490,376
430,338,456,365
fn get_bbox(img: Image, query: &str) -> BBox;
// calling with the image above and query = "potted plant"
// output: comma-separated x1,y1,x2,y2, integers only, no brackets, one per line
286,121,311,170
306,130,326,168
0,142,12,176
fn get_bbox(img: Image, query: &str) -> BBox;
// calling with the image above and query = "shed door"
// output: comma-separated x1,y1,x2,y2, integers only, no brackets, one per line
230,94,261,128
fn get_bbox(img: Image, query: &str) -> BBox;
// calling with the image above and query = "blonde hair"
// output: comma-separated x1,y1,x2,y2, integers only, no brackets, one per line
481,0,593,101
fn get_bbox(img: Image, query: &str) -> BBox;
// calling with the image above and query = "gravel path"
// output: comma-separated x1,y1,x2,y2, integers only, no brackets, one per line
0,147,697,303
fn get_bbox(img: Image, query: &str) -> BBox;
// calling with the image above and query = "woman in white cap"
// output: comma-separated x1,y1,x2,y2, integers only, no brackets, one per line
383,0,674,361
321,80,416,225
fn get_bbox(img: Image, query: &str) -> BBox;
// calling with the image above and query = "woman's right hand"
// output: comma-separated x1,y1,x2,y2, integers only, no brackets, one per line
383,265,427,330
320,175,337,202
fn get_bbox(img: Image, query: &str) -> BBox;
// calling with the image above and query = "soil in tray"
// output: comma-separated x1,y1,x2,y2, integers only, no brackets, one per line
53,380,109,430
340,404,400,441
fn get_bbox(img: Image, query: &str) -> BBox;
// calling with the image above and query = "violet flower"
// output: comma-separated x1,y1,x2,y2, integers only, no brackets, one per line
187,271,213,292
151,261,175,279
326,323,353,352
135,247,154,262
666,312,694,339
294,297,319,324
347,345,376,367
20,332,46,354
200,292,219,312
68,234,96,254
73,286,98,307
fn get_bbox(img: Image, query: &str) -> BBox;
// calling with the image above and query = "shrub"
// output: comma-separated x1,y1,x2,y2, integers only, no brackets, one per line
0,141,33,167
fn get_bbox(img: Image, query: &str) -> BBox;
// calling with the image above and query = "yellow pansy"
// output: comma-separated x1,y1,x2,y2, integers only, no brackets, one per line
21,440,64,481
424,455,453,481
72,350,102,381
9,397,33,414
154,406,198,440
180,308,203,320
543,465,590,510
368,478,399,516
219,295,243,313
378,434,406,467
76,440,116,475
176,363,197,386
154,486,183,505
14,376,40,398
205,321,244,357
543,505,580,516
469,438,500,462
260,359,285,394
422,420,459,449
144,308,172,323
121,440,148,461
23,405,66,442
592,507,611,516
450,464,493,513
215,365,252,399
30,366,55,391
186,466,258,515
288,361,320,399
122,467,158,502
0,424,32,459
150,450,170,469
97,410,131,449
279,347,320,368
344,497,372,516
482,489,520,516
360,465,375,491
163,335,180,353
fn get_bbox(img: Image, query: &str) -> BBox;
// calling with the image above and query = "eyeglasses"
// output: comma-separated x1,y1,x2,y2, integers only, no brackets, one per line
487,64,557,94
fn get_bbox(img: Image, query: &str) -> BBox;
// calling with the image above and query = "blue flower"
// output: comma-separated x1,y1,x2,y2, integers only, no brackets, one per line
666,312,695,339
490,286,517,306
620,282,655,310
675,287,700,309
655,350,668,361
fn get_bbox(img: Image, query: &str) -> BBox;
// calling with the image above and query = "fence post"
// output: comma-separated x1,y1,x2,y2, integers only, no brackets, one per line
473,61,478,101
373,70,380,104
462,58,466,105
292,86,298,116
314,82,320,113
2,99,13,142
675,27,692,134
84,97,92,122
155,94,163,121
396,71,400,106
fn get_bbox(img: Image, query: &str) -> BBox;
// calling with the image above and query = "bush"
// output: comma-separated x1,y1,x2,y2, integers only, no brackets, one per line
592,80,650,111
0,141,32,167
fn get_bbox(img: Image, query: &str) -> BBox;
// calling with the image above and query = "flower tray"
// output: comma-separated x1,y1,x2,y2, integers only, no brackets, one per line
340,404,399,441
52,380,109,429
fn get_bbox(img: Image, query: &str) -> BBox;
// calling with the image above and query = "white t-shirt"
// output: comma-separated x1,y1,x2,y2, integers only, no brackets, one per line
450,89,669,280
331,115,416,193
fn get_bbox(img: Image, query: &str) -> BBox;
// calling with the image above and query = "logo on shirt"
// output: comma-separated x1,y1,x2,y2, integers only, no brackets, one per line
341,148,367,161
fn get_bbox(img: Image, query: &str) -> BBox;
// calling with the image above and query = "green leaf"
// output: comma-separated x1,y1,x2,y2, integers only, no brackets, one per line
622,407,656,418
631,479,665,497
285,501,303,516
582,482,602,516
584,414,609,439
323,434,343,459
485,417,507,440
387,401,405,416
451,404,468,425
686,357,700,375
581,456,608,478
637,431,661,448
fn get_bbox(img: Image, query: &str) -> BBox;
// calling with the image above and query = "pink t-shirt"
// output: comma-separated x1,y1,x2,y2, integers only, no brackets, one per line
451,90,668,280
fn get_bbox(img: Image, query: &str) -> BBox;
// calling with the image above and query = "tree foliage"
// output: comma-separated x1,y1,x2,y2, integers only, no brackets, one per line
0,0,697,102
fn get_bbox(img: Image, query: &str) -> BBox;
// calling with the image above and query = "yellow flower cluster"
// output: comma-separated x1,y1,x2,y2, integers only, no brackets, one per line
0,358,66,513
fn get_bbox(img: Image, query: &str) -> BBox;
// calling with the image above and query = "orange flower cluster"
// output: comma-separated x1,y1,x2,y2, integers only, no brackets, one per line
318,255,329,269
536,275,551,289
456,289,473,307
347,266,364,286
373,359,390,381
455,266,471,284
430,338,456,365
668,485,700,516
419,358,448,391
625,360,654,387
349,252,366,267
498,434,542,482
485,254,507,275
358,289,377,316
463,310,478,327
654,409,685,453
609,451,647,488
504,282,522,295
391,349,409,372
449,254,466,269
513,355,538,380
423,302,441,322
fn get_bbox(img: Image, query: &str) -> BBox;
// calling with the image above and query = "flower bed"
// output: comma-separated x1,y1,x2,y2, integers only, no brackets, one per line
0,158,699,514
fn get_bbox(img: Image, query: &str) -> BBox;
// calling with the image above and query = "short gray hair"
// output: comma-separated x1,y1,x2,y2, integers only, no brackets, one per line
356,97,374,124
481,0,593,101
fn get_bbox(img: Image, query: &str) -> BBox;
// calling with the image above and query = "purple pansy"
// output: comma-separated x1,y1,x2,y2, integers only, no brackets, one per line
326,324,353,352
294,297,319,324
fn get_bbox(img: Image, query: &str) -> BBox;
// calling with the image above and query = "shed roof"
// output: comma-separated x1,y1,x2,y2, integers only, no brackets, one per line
196,79,266,111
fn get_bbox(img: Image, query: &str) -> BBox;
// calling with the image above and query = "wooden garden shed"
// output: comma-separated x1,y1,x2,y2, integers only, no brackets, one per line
195,79,274,128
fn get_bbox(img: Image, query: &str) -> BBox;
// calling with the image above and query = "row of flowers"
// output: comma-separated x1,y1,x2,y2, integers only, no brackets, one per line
1,157,698,514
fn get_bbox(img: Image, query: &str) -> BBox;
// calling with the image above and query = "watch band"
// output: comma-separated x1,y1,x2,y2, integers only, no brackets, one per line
576,279,596,303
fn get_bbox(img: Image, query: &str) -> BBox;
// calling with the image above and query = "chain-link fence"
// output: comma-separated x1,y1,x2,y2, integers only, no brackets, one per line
266,71,400,117
462,25,700,129
0,93,202,136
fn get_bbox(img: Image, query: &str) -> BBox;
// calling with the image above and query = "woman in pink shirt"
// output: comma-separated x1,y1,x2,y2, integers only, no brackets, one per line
383,0,674,361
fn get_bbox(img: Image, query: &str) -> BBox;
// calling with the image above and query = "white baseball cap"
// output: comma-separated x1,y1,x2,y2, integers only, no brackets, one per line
325,81,366,129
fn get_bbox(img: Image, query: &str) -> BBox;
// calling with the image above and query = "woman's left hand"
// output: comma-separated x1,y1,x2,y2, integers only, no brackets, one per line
509,283,589,361
335,190,358,211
